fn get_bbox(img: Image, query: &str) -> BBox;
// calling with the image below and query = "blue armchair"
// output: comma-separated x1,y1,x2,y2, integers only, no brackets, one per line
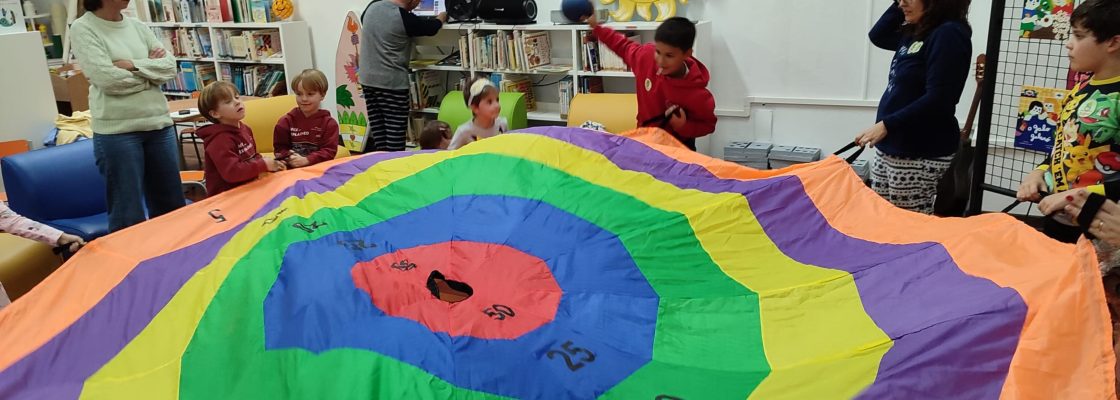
1,140,110,240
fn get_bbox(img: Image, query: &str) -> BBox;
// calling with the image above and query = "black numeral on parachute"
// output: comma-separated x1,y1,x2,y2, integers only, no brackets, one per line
208,209,226,223
261,208,288,226
292,221,327,233
391,260,417,271
338,239,377,250
546,341,596,371
483,304,515,320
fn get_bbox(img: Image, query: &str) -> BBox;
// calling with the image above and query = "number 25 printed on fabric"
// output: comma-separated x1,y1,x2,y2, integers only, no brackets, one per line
546,341,596,372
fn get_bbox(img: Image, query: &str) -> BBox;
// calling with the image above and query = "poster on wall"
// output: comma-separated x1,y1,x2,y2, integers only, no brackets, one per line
0,0,25,35
1014,86,1066,152
1020,0,1075,40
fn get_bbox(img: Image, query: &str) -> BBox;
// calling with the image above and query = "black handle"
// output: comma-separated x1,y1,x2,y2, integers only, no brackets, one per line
833,142,866,164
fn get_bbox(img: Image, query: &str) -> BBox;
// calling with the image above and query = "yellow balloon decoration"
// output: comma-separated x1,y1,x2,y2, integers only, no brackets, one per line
271,0,294,20
600,0,687,22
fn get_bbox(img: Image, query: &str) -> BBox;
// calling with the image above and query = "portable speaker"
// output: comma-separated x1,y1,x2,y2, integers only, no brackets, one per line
550,9,577,24
447,0,478,21
476,0,537,24
550,8,607,24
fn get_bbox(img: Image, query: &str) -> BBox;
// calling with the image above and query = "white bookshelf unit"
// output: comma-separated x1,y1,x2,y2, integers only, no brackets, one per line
409,20,711,124
143,20,312,98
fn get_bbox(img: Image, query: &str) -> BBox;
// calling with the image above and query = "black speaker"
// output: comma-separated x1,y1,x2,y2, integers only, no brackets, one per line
447,0,478,21
476,0,537,24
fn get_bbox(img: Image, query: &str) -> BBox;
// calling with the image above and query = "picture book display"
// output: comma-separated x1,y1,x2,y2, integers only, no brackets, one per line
1020,0,1075,40
1014,85,1065,152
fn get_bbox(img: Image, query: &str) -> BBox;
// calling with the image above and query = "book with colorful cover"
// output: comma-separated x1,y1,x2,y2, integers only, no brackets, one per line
1014,85,1066,152
179,61,198,92
205,0,224,22
1020,0,1075,40
500,74,535,111
522,31,551,69
250,0,268,23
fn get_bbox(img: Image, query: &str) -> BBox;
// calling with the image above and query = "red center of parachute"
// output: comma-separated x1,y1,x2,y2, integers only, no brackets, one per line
352,241,562,339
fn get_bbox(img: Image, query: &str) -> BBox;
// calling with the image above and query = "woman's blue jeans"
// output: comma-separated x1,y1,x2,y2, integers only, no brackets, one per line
93,126,186,232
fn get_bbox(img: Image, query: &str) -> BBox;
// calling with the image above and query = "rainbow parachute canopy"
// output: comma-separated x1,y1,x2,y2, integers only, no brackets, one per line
0,127,1113,399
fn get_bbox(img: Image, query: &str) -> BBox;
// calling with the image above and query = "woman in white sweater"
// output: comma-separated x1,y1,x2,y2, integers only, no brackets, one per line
69,0,185,232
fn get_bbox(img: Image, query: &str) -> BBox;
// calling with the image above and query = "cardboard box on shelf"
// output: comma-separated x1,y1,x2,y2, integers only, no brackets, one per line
50,64,89,112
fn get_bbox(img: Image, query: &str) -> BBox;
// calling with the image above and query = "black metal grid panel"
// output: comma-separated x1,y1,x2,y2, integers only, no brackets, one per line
980,0,1072,206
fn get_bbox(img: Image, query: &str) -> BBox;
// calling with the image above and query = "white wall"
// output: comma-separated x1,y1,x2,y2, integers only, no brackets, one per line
690,0,992,158
0,32,57,189
295,0,993,159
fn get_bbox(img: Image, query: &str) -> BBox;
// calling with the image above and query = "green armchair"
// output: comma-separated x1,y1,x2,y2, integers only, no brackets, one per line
436,91,529,134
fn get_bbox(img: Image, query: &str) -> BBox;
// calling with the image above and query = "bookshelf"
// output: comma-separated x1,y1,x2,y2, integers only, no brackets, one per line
141,19,312,98
408,21,712,124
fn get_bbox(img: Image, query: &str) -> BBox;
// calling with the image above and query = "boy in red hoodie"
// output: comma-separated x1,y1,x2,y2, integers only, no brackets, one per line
197,82,285,197
588,13,717,150
274,69,340,168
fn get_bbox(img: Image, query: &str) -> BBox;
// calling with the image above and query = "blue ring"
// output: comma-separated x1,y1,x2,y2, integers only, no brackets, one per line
263,195,659,398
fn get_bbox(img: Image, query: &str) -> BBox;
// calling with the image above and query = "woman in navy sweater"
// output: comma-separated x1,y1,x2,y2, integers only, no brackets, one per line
856,0,972,214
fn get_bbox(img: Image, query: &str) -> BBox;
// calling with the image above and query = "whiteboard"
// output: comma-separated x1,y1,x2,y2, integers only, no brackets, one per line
690,0,990,109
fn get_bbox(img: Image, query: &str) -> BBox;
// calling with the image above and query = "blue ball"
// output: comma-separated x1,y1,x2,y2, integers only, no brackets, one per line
561,0,594,22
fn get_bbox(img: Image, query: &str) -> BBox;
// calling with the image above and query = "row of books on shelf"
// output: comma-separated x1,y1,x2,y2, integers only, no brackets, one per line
162,62,285,97
408,71,540,112
152,27,213,58
409,71,443,110
225,65,286,97
460,31,560,73
164,62,217,93
213,29,282,60
150,27,281,61
147,0,276,24
490,73,537,111
580,31,634,73
558,77,605,117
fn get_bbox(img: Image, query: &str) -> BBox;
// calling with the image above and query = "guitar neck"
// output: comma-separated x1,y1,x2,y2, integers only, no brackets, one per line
960,55,986,139
961,84,983,137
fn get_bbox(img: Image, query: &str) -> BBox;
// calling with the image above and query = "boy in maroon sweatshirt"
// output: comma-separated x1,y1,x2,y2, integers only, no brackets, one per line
274,69,340,168
197,82,285,197
588,14,717,150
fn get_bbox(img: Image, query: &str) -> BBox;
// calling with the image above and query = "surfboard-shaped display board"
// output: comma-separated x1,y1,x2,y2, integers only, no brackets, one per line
335,11,368,153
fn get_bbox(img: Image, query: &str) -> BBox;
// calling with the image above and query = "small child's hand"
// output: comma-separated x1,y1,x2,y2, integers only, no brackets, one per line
288,155,310,168
265,158,286,172
666,105,687,132
1039,189,1080,216
1016,169,1048,202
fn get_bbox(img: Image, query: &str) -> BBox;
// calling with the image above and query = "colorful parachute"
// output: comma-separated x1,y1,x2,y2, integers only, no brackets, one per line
0,127,1114,399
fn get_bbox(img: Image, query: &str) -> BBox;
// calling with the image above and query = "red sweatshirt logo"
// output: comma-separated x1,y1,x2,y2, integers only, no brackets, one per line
289,127,323,141
237,141,256,159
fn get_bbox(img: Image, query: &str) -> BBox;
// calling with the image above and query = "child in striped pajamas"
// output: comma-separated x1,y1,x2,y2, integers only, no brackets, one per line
359,0,447,152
